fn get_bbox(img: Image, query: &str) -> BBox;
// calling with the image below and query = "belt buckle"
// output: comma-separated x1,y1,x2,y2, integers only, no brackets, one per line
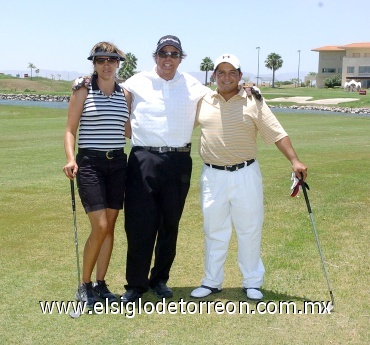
106,150,114,159
226,165,235,171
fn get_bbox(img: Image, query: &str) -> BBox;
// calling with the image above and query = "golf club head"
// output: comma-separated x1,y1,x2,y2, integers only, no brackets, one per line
322,301,334,314
70,310,81,319
328,301,334,312
70,289,82,319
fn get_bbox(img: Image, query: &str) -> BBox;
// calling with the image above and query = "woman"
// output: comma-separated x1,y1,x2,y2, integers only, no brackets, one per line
63,42,130,307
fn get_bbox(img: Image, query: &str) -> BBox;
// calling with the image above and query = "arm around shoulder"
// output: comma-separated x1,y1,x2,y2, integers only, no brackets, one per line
123,88,132,114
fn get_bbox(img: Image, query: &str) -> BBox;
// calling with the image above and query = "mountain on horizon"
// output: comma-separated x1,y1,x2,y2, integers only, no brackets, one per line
1,69,88,81
189,71,310,84
1,69,309,84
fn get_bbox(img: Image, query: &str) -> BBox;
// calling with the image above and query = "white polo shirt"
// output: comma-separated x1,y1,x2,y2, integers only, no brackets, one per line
122,68,209,147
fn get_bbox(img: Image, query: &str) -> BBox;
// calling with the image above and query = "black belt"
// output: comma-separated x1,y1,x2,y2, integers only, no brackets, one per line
205,159,255,172
137,144,191,153
78,148,125,159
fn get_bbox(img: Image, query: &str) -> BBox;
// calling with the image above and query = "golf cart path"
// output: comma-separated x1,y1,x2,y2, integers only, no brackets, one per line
268,96,359,105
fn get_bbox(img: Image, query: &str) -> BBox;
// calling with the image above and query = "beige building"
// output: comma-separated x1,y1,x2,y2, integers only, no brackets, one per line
312,42,370,88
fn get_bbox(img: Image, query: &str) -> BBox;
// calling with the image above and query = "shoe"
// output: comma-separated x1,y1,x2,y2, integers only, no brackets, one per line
243,287,263,301
76,281,98,308
190,285,221,298
150,282,173,298
120,290,142,304
93,280,118,304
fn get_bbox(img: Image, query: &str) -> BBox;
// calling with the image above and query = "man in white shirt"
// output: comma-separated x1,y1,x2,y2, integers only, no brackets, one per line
121,35,209,303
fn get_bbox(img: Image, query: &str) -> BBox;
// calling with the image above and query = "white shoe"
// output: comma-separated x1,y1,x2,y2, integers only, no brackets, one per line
243,288,263,301
190,285,221,298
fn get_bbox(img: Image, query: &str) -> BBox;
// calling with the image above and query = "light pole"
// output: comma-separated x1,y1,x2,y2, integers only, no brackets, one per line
256,47,260,86
297,50,301,87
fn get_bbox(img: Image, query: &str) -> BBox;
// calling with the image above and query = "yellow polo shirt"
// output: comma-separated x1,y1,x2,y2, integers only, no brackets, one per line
195,87,288,165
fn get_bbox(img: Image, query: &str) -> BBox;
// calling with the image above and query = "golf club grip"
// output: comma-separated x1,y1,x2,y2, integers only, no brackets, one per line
70,179,76,212
300,172,312,213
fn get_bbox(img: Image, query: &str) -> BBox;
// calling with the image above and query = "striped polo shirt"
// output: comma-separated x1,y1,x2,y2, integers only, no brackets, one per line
195,87,288,165
78,76,129,150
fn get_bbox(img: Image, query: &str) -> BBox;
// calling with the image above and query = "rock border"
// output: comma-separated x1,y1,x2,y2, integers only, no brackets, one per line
1,93,370,114
0,93,69,102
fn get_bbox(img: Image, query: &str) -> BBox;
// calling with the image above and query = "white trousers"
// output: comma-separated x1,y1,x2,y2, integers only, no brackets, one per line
200,161,265,289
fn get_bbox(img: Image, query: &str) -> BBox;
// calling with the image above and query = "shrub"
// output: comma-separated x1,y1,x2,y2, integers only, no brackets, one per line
324,74,341,88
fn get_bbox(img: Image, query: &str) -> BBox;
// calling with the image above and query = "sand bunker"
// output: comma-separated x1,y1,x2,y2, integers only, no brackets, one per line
268,96,358,105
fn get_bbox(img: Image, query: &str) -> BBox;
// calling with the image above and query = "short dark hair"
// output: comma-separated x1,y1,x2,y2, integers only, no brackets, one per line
87,42,125,61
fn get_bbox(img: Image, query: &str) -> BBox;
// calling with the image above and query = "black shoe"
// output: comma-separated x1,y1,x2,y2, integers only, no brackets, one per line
76,282,98,308
150,282,173,298
93,280,118,304
120,290,142,304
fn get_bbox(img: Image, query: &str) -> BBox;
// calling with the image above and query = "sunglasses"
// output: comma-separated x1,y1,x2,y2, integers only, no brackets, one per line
95,57,119,65
157,51,181,59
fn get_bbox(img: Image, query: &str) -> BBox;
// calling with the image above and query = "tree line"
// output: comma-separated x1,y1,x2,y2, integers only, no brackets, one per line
26,53,283,86
27,52,328,87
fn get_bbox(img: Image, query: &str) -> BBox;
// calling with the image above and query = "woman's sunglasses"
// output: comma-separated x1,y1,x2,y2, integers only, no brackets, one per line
95,57,119,65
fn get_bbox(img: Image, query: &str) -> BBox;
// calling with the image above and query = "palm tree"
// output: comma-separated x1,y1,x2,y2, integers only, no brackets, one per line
264,53,283,88
307,71,317,87
118,52,138,81
27,62,37,80
200,57,214,85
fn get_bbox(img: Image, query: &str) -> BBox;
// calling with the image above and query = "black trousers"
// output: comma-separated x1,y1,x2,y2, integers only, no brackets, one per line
124,147,192,293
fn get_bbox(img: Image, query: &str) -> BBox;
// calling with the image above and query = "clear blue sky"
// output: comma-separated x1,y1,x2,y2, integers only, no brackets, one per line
1,0,369,79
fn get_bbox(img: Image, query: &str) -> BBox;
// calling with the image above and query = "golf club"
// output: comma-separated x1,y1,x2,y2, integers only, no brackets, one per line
299,173,335,311
69,179,82,319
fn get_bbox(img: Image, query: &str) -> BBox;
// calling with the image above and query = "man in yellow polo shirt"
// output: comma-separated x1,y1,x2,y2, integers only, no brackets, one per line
191,54,308,300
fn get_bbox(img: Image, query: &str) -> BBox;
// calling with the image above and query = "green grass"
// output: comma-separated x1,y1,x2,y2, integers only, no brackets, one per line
0,76,72,94
1,105,369,344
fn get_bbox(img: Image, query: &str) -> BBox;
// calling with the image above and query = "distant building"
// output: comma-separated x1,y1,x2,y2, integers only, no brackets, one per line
312,42,370,88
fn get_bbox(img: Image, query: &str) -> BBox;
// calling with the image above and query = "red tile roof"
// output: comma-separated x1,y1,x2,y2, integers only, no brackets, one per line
312,42,370,52
338,42,370,49
311,46,345,52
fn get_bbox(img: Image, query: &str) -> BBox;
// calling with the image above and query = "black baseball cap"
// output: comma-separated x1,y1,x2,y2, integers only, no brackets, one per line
155,35,182,53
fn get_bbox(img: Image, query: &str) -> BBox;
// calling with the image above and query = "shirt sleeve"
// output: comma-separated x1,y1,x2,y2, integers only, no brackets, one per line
254,100,288,145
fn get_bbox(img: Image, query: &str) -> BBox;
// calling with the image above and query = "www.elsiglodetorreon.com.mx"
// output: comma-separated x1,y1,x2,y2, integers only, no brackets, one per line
39,298,333,317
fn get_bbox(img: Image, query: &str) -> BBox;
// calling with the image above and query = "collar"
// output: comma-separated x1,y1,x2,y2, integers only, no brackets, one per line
211,86,245,99
152,66,181,83
91,75,121,93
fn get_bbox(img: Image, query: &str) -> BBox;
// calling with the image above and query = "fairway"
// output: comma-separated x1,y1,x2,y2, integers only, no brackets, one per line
1,105,369,344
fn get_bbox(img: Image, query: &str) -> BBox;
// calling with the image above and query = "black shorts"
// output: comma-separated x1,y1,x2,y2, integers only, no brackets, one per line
76,149,127,213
